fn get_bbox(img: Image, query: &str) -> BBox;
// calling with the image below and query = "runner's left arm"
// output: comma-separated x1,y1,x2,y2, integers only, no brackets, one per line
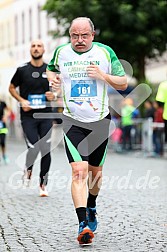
87,63,127,90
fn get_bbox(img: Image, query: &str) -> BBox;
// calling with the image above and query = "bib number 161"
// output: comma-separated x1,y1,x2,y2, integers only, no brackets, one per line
77,86,90,95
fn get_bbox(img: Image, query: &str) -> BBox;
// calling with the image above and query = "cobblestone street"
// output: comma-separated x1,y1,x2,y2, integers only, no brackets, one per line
0,138,167,251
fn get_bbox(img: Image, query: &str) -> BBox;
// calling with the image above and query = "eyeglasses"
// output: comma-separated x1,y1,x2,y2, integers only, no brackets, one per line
70,33,92,40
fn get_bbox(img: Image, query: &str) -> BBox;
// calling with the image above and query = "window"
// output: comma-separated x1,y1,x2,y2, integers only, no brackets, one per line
22,12,25,43
7,22,10,48
29,8,32,41
37,5,41,39
0,24,3,49
14,15,18,46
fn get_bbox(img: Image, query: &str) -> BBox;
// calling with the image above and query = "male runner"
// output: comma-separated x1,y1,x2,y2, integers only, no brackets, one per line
9,39,56,196
47,17,127,244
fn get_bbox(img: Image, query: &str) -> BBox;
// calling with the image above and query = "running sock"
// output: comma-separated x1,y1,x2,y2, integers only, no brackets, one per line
76,207,86,224
87,192,98,208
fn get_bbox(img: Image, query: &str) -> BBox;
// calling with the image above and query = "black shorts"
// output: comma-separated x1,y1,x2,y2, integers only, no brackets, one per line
62,114,111,166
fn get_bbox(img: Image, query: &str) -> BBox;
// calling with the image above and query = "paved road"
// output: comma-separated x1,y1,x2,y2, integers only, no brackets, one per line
0,137,167,252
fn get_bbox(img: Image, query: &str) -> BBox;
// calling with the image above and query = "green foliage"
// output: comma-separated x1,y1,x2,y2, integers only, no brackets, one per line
43,0,167,81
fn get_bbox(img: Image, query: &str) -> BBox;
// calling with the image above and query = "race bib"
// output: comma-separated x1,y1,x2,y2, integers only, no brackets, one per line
71,80,97,100
28,94,46,109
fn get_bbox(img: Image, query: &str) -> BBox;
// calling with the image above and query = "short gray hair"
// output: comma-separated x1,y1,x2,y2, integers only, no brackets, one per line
69,17,95,33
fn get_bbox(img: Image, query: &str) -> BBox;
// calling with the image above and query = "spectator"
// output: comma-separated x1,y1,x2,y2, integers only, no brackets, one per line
121,98,135,150
8,110,16,138
144,100,155,120
152,101,164,156
0,100,10,164
110,113,122,152
156,80,167,143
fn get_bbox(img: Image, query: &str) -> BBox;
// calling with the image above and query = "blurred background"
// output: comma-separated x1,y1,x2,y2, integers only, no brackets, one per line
0,0,167,153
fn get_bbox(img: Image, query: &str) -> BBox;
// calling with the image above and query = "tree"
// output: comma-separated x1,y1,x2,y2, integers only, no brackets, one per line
43,0,167,82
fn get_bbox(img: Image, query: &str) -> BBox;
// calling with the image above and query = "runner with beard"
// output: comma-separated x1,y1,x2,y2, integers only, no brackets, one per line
9,40,56,196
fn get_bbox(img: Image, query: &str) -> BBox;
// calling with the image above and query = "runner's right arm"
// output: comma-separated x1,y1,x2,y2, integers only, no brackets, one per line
9,84,31,112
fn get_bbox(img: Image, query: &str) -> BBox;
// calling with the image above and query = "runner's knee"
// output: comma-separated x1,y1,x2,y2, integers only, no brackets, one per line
72,162,88,180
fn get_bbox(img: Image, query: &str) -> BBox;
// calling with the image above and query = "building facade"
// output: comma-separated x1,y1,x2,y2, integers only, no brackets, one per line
0,0,67,107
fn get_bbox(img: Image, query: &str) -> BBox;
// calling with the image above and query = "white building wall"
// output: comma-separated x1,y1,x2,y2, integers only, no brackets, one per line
0,0,67,107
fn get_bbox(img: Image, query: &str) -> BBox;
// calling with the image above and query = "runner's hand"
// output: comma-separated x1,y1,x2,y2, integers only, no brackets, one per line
45,91,56,101
87,63,105,81
50,75,61,90
20,99,32,112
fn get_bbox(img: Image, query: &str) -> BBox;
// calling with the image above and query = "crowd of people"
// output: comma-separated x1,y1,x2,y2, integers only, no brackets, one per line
110,97,165,157
0,16,166,246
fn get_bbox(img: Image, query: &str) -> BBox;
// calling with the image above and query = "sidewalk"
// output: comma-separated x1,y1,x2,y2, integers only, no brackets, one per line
0,138,166,251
